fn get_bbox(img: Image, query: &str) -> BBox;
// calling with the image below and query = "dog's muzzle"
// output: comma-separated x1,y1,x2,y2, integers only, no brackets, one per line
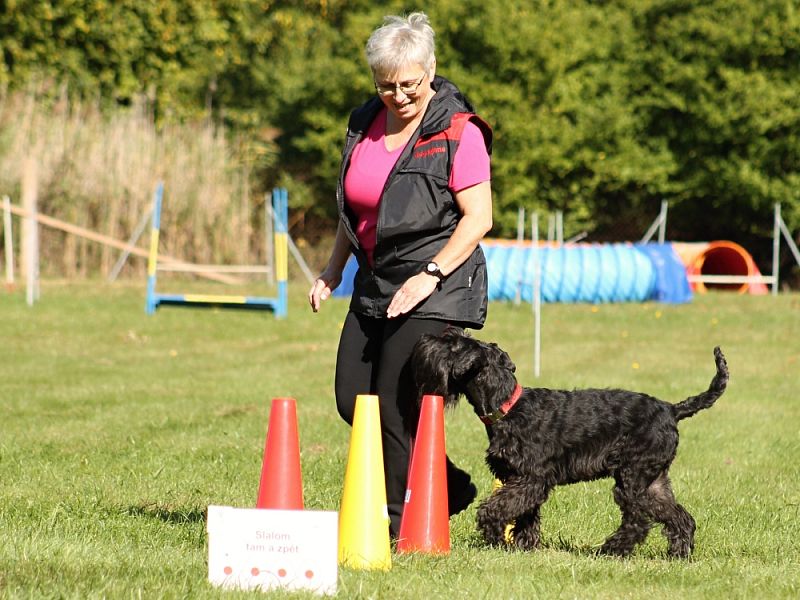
479,383,523,425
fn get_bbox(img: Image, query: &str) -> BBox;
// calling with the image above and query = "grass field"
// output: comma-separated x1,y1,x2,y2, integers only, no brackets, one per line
1,281,798,599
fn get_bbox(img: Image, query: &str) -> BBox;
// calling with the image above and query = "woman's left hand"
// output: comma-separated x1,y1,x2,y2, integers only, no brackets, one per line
387,272,439,318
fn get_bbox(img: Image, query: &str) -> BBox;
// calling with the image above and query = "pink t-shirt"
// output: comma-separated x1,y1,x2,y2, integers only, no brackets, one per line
344,107,490,265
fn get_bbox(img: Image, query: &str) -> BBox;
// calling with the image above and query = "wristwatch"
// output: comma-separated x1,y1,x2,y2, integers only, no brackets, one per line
424,261,446,282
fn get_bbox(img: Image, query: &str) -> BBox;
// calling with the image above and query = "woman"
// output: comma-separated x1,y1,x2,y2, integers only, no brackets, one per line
308,12,493,537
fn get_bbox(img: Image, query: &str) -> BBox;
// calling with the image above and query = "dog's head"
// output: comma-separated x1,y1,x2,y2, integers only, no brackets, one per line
410,326,518,418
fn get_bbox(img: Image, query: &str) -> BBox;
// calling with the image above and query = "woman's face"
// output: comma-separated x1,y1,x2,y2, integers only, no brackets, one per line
374,64,434,124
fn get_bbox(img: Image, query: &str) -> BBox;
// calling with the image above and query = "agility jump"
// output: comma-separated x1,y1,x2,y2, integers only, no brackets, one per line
145,186,288,317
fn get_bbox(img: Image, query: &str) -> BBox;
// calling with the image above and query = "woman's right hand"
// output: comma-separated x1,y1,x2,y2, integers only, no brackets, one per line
308,270,341,313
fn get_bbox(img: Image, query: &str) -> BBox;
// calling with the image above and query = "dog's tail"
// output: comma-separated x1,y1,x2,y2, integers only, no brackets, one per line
672,347,729,421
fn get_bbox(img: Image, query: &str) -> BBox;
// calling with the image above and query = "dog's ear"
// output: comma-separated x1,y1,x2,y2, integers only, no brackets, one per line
410,333,453,399
491,342,516,373
451,342,485,382
411,328,483,406
438,327,485,385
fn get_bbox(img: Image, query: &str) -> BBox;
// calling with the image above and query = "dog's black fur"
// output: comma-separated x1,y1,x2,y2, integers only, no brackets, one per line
410,326,729,557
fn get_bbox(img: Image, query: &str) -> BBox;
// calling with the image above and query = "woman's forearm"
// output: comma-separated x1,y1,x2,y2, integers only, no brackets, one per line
324,220,353,276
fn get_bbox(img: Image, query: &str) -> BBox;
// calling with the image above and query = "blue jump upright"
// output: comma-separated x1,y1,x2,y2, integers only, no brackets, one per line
145,186,289,317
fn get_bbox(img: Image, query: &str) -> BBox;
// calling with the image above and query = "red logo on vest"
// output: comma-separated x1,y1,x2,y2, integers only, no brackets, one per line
414,145,446,159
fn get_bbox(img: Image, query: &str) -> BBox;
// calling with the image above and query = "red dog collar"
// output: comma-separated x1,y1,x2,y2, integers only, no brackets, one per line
479,383,523,425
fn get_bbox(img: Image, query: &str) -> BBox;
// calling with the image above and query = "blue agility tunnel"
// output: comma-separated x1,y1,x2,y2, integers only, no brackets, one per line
483,241,691,304
333,241,692,304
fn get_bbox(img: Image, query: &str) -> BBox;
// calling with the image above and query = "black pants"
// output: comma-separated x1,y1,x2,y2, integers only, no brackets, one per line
335,311,471,535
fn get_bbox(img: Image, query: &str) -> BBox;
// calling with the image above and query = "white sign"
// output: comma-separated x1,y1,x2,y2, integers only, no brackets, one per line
207,505,338,595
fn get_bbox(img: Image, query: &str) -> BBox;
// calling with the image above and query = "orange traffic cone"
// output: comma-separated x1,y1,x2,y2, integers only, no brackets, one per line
397,394,450,554
256,397,304,510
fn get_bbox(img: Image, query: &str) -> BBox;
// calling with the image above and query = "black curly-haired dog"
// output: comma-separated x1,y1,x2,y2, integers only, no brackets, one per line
410,326,729,557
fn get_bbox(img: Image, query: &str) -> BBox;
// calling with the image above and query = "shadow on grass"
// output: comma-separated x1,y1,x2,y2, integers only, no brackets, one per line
125,502,207,524
461,530,602,558
545,534,604,557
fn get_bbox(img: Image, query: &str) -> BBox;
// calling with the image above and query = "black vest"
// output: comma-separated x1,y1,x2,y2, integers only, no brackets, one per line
336,76,492,327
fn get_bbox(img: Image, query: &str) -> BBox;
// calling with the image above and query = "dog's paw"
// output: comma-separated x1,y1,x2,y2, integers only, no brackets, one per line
666,539,694,559
597,541,633,558
478,524,509,547
477,513,510,548
511,527,540,551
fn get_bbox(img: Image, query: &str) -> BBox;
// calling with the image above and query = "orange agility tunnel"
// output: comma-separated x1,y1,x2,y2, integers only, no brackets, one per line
674,241,769,295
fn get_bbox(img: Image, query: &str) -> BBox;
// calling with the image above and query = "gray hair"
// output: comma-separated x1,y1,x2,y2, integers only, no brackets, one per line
365,12,436,77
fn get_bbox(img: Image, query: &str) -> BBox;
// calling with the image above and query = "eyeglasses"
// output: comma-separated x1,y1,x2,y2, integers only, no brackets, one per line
374,72,427,97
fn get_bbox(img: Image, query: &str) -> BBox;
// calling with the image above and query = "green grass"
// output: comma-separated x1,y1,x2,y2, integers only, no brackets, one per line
1,281,799,599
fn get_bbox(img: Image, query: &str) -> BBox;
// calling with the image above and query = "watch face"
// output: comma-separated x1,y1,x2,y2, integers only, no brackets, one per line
426,262,443,280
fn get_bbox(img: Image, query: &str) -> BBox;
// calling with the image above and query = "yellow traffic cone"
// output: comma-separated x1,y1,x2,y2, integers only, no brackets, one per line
337,394,392,570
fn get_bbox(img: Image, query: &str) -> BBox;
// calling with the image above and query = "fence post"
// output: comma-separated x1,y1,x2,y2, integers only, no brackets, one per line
21,158,39,306
532,212,541,378
515,206,525,306
3,195,13,290
772,204,780,296
658,200,668,244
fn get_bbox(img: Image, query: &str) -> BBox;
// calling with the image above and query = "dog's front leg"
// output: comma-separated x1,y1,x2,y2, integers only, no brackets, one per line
477,477,548,549
477,493,511,547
